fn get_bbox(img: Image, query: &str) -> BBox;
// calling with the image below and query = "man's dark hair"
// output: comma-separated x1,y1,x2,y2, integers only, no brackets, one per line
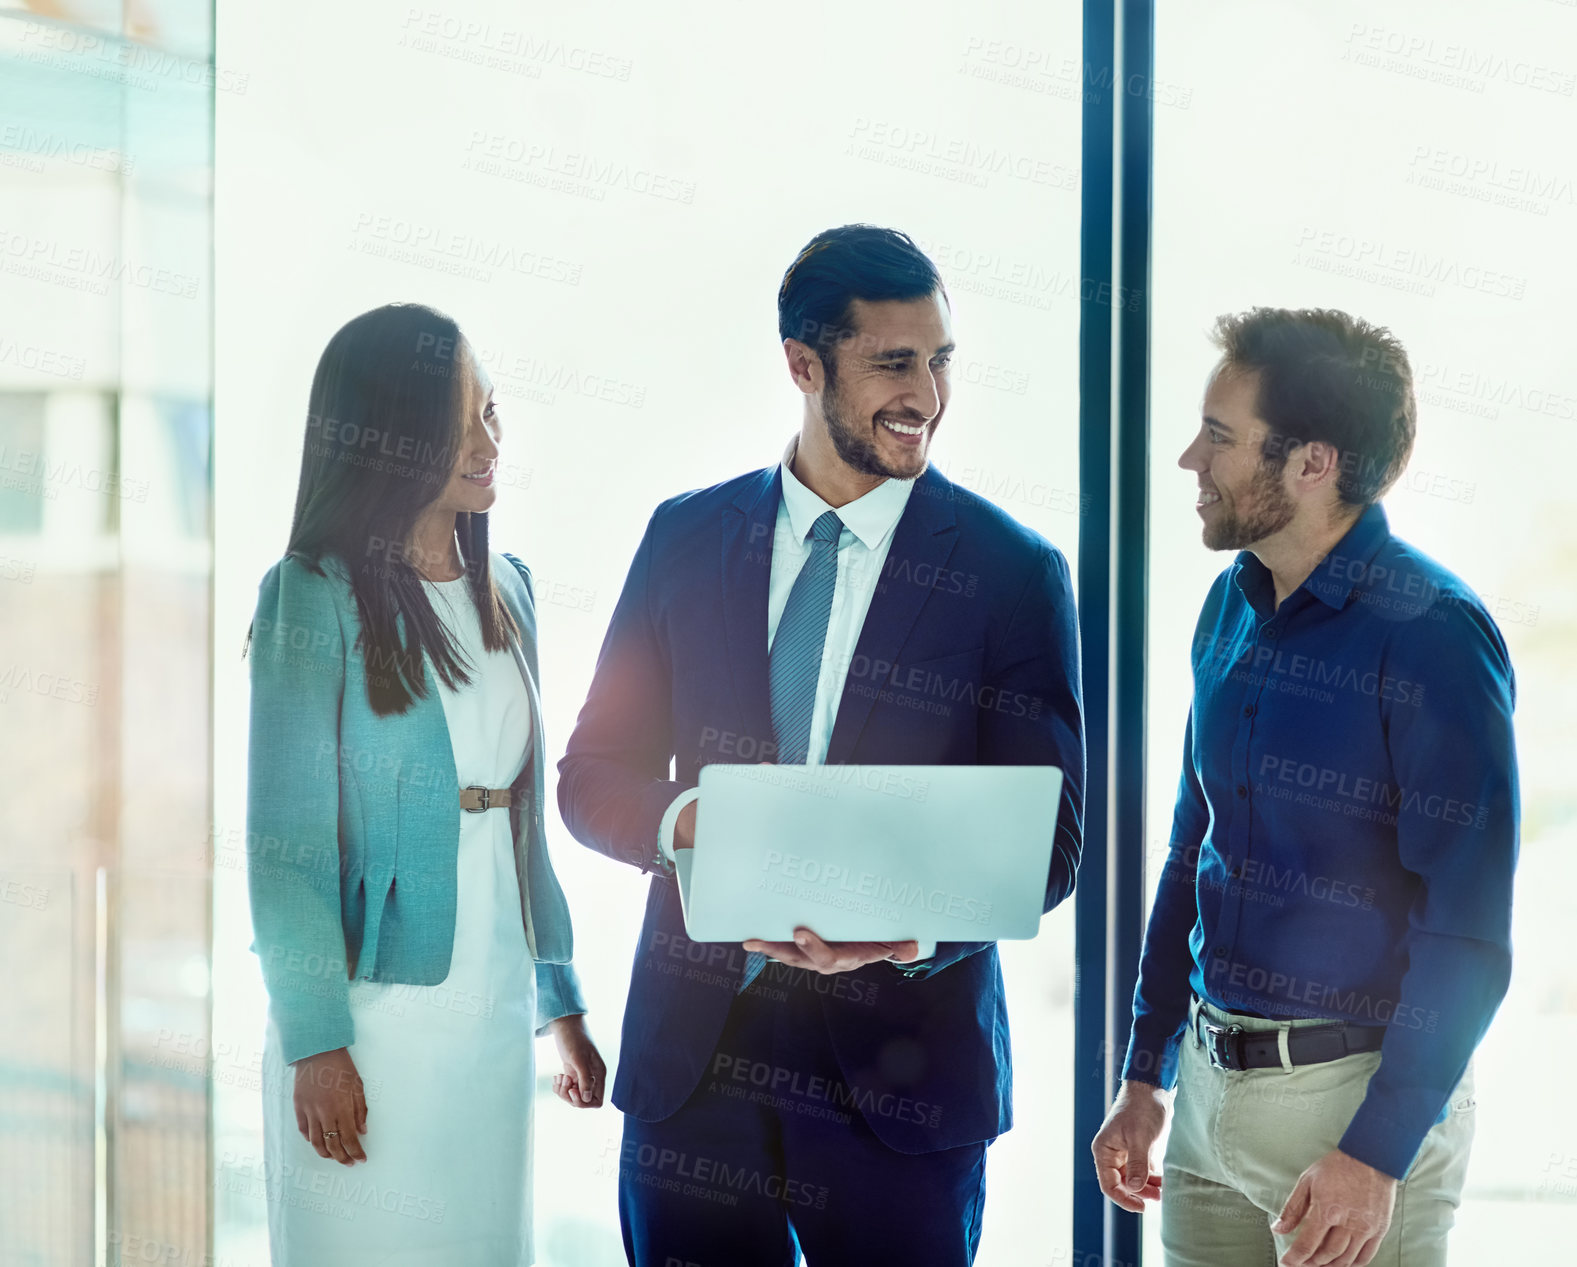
777,224,946,375
1211,306,1416,506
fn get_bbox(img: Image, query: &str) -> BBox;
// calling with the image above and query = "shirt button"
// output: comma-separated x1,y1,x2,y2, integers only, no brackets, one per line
1242,705,1255,718
1235,784,1248,799
1264,626,1279,639
1213,947,1227,957
1229,866,1242,878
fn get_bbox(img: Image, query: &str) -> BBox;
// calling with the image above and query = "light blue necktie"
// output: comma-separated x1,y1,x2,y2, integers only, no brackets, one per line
739,508,843,994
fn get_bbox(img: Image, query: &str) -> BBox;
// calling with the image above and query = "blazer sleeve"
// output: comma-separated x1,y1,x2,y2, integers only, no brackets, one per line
902,543,1086,978
556,507,689,873
245,557,355,1065
499,552,590,1033
534,966,588,1036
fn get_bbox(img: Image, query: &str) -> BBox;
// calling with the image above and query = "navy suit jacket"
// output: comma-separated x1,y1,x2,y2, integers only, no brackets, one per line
557,462,1085,1153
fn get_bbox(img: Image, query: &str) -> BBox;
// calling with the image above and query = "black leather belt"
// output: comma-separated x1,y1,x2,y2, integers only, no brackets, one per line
1193,1005,1385,1072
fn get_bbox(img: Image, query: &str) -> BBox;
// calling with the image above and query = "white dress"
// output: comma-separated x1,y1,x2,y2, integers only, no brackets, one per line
261,574,539,1266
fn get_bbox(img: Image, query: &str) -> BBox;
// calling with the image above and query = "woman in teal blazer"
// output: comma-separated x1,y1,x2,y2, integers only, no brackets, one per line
244,302,602,1265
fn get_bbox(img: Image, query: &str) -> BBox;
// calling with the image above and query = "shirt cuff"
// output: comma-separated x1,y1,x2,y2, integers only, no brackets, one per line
1122,1025,1186,1091
656,786,701,866
1337,1099,1440,1182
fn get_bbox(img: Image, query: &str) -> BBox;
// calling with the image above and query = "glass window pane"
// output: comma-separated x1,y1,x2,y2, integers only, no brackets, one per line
216,4,1082,1263
1147,3,1575,1258
0,393,47,533
1,7,216,1266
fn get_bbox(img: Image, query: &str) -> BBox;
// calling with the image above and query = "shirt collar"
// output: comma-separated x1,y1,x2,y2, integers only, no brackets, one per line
778,434,915,550
1306,503,1391,608
1232,502,1392,614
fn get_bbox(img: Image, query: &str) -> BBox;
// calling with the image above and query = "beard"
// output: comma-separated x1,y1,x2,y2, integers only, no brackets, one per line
822,368,930,481
1204,458,1296,551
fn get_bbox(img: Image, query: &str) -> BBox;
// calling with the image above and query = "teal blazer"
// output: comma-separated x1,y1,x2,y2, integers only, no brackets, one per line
245,548,586,1065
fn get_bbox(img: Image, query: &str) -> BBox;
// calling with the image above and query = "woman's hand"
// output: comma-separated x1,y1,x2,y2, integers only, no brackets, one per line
292,1046,368,1165
547,1013,606,1108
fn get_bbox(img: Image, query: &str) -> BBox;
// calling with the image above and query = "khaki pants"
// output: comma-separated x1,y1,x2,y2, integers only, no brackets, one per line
1160,998,1476,1267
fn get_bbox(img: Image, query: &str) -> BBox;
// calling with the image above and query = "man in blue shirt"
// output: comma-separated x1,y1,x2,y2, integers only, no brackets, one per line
1091,307,1518,1267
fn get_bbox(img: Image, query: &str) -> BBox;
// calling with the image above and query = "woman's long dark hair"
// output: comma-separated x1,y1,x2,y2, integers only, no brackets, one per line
244,302,519,716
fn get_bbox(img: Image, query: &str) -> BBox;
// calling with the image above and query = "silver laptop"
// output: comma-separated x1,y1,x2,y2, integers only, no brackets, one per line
676,764,1065,943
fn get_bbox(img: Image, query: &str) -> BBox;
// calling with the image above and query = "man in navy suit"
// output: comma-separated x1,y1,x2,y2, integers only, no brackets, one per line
558,223,1085,1266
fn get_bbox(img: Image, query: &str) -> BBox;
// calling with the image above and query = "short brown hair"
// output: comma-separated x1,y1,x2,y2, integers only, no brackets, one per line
1210,307,1416,506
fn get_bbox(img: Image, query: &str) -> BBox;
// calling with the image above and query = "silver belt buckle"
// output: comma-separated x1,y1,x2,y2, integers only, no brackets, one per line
463,784,490,812
1203,1019,1244,1070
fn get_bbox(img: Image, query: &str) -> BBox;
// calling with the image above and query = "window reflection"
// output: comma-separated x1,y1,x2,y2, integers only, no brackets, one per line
0,5,213,1265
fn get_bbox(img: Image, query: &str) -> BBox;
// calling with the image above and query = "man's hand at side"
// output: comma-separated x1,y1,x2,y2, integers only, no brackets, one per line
1273,1148,1397,1267
1092,1079,1169,1212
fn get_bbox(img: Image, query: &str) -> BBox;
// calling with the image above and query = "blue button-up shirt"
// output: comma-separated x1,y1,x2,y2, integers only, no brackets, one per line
1123,503,1519,1180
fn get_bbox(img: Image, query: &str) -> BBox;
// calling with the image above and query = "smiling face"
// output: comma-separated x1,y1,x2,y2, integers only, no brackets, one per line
815,293,954,481
1178,362,1296,551
434,339,501,514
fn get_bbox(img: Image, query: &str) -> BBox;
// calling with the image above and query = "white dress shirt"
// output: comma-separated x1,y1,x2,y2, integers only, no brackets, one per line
659,436,936,961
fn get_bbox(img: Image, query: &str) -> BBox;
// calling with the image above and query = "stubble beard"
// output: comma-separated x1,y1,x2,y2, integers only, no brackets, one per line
1204,458,1296,551
822,368,929,481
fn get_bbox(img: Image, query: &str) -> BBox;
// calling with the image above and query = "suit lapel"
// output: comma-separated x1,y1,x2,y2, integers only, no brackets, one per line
494,569,546,802
494,578,539,717
720,467,781,755
504,619,544,767
825,466,959,764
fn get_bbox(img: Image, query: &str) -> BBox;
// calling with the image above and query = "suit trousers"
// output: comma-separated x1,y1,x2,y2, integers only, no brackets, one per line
618,963,990,1267
1160,997,1476,1267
